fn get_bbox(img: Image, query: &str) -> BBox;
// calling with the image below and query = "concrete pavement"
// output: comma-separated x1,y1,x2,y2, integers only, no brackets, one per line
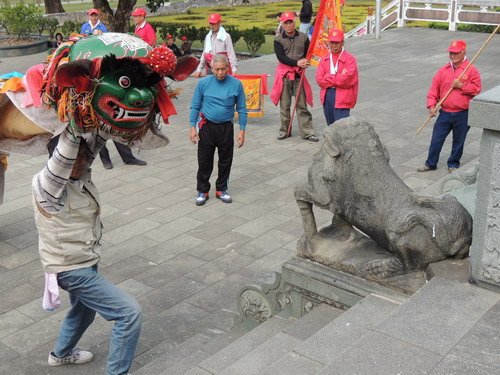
0,28,499,374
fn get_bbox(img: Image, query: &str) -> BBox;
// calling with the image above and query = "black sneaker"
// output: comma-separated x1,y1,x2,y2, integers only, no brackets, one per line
125,158,147,166
277,134,288,140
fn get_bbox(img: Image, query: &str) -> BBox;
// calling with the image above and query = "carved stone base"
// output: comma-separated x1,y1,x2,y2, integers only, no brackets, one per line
237,257,409,323
279,257,408,317
297,224,428,295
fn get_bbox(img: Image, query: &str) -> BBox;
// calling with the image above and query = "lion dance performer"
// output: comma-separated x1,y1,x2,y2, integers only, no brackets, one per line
0,33,194,374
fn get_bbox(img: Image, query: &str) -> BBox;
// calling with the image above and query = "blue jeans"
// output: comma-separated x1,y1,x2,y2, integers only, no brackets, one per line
299,22,311,39
323,88,350,126
55,266,143,375
425,109,469,169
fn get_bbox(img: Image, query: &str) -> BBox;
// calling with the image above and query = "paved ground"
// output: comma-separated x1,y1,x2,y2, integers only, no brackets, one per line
0,28,498,374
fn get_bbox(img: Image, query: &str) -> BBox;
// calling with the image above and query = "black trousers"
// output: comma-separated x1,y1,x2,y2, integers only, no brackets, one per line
99,141,136,164
197,121,234,193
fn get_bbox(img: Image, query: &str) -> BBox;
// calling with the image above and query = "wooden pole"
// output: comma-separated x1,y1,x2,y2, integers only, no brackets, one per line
287,71,305,136
416,24,500,135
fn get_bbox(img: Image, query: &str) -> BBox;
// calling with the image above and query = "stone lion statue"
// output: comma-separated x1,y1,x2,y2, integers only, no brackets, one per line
294,117,472,278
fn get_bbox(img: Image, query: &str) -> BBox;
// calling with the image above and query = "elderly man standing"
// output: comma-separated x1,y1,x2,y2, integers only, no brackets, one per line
80,8,108,35
271,11,318,142
189,54,246,206
418,40,481,173
315,29,359,125
131,8,156,46
193,13,237,77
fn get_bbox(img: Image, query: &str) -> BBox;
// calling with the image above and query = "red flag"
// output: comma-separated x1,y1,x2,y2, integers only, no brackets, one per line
308,0,343,66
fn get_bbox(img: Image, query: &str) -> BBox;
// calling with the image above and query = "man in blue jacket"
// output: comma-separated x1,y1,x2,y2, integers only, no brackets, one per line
189,54,247,206
80,8,108,36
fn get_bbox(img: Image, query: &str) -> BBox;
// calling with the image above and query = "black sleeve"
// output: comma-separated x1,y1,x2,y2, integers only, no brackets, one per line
171,44,182,57
304,38,310,58
274,40,298,67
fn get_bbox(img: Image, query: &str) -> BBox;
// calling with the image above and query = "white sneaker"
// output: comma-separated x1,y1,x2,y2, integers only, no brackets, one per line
196,192,209,206
48,348,94,366
216,190,232,203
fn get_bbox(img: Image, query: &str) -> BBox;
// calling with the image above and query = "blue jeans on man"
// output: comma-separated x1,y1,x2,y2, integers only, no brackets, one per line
424,109,469,169
323,88,350,126
55,266,142,375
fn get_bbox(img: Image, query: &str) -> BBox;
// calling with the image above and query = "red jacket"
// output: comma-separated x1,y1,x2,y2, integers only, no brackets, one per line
135,22,157,46
316,50,358,109
427,60,481,112
271,63,313,107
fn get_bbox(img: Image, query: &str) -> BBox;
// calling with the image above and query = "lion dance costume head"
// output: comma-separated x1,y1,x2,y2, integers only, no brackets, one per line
43,32,179,141
0,32,199,205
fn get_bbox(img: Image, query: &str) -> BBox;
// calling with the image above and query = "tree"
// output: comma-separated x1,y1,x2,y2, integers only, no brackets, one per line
44,0,64,14
145,0,166,13
43,1,162,34
225,26,243,44
242,27,265,56
0,1,40,38
93,0,137,33
45,17,60,39
95,0,168,33
34,13,46,36
61,20,79,36
179,25,198,41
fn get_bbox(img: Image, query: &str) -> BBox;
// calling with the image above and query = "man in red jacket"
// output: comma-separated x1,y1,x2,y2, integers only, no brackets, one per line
315,29,358,126
418,40,481,173
131,8,156,46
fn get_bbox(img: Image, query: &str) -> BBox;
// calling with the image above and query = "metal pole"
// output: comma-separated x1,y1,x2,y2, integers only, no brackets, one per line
375,0,382,39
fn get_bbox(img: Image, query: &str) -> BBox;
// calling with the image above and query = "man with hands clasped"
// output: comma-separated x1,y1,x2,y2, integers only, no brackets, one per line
315,29,359,126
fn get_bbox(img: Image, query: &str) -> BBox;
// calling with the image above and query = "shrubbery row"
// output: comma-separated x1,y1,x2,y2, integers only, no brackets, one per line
0,1,59,38
0,2,267,56
149,21,266,56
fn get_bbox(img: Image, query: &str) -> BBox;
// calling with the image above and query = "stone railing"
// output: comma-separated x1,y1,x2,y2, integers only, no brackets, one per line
468,86,500,292
347,0,500,38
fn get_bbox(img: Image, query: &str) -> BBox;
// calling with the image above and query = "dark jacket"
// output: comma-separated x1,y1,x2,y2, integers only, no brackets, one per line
300,0,313,23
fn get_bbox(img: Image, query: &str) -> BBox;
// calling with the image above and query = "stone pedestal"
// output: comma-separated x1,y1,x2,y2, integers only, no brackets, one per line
468,85,500,291
237,257,408,321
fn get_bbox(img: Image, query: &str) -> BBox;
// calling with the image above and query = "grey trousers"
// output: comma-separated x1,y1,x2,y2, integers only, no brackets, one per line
279,77,314,138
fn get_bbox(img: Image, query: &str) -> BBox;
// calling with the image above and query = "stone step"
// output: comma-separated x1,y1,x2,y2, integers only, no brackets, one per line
136,277,499,374
185,304,343,374
132,333,213,375
194,314,295,374
132,310,250,375
291,294,402,368
315,276,500,375
156,322,251,375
